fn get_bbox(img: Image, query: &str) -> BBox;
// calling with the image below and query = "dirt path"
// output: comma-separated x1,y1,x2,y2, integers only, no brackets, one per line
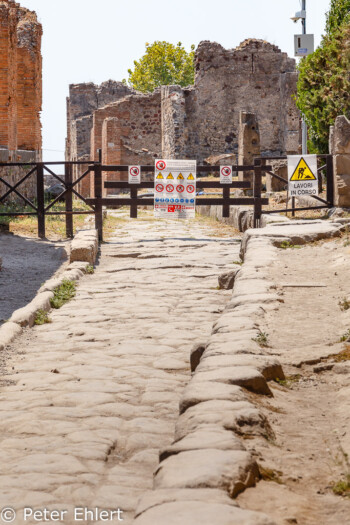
0,216,240,524
237,237,350,525
0,233,67,325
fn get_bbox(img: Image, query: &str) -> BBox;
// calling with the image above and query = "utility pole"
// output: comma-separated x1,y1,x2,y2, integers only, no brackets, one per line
301,0,307,154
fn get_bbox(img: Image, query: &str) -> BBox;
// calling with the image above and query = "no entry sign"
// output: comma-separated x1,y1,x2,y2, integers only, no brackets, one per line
128,165,141,184
220,165,233,184
154,159,197,219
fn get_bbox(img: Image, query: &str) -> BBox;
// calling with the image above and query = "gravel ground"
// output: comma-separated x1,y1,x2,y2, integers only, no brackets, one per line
0,233,68,325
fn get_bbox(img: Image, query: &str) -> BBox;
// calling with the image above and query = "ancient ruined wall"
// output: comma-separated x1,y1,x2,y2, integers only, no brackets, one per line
66,81,136,161
162,40,300,161
0,0,42,153
66,81,137,196
90,91,162,197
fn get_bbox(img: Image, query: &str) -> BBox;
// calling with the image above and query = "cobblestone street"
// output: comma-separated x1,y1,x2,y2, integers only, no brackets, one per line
0,217,240,524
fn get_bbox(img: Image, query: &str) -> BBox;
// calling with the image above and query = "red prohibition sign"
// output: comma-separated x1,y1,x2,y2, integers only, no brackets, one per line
156,184,164,192
187,184,195,193
130,166,140,176
156,160,166,171
176,184,185,193
166,184,174,192
221,167,231,176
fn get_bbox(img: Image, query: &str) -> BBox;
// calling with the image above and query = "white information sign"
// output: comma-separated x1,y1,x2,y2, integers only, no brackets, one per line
220,166,233,184
128,165,141,184
154,159,197,218
288,155,318,197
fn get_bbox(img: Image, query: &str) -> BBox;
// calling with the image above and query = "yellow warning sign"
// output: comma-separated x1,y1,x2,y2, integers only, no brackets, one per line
177,173,184,180
290,157,316,181
156,173,164,179
187,173,194,180
167,173,174,179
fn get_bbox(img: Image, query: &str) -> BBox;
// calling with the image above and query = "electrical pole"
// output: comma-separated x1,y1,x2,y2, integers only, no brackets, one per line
301,0,307,154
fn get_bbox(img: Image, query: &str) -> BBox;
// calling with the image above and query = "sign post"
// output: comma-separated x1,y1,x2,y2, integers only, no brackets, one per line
220,166,233,184
128,166,141,184
154,159,197,218
288,155,318,197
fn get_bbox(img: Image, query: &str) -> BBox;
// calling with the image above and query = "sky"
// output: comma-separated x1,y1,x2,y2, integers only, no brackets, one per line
22,0,331,162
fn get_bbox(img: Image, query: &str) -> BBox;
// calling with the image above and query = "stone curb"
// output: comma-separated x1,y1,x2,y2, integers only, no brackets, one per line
133,219,346,524
198,204,289,232
0,229,98,351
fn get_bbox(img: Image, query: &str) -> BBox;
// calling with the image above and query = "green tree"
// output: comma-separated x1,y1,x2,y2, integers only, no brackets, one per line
325,0,350,34
296,0,350,153
125,41,195,93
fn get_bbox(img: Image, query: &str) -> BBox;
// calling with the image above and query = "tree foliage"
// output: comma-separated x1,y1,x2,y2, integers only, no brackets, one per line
325,0,350,34
125,41,195,93
296,0,350,153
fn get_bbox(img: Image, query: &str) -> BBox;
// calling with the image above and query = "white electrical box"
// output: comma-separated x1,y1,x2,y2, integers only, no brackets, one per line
294,34,314,57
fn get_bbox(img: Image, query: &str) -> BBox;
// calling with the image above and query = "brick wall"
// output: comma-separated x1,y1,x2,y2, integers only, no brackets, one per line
90,91,162,197
0,0,42,153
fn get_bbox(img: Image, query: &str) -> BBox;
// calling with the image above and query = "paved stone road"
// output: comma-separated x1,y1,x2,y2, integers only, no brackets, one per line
0,216,240,524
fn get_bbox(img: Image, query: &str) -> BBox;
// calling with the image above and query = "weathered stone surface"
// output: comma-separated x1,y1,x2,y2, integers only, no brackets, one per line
190,343,206,372
218,269,240,290
135,488,239,517
159,427,245,461
10,291,54,328
134,501,276,525
154,449,259,497
175,400,268,441
69,229,98,264
240,220,343,259
238,111,260,190
0,321,22,351
179,382,246,414
266,160,288,192
197,354,284,381
191,366,271,395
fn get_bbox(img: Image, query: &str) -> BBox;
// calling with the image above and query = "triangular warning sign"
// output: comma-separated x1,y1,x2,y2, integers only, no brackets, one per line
167,173,174,179
177,173,184,180
290,158,316,181
187,174,194,180
156,173,163,179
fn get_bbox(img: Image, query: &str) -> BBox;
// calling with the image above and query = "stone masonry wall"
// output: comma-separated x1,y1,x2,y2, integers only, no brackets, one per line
0,148,36,203
0,0,42,153
91,91,162,197
66,80,136,197
162,40,300,160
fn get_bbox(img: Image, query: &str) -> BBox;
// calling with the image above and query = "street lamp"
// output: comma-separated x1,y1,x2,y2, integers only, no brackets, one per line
291,0,314,154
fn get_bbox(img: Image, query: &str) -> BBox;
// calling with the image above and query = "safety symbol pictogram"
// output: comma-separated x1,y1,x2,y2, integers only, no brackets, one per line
177,173,184,180
290,157,316,181
167,173,174,179
156,173,164,179
187,184,195,193
221,166,232,176
187,174,194,180
166,184,174,192
156,184,164,192
129,166,140,176
156,160,166,171
176,185,185,193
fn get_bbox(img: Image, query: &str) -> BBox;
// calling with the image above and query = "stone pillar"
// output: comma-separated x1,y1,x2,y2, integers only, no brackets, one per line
333,116,350,208
265,160,288,192
161,85,186,158
238,111,261,192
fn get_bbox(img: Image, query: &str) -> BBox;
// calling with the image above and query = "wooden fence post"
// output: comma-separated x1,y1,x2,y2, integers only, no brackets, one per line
94,163,103,241
36,163,45,239
65,163,73,238
130,186,138,218
253,158,262,228
222,186,230,218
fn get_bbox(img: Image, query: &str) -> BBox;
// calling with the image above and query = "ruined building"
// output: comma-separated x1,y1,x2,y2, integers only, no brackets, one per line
66,40,300,196
0,0,42,199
